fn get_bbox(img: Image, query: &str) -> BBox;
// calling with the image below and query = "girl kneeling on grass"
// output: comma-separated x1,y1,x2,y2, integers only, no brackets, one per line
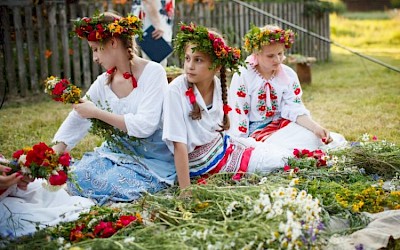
228,24,346,152
162,23,291,190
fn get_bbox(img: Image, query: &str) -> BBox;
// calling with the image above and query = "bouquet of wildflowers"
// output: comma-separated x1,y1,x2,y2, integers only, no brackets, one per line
44,76,82,104
0,142,71,191
43,76,140,153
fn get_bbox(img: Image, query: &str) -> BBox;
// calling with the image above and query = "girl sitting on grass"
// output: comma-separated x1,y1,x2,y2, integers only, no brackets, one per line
228,24,346,152
162,23,292,191
52,12,176,205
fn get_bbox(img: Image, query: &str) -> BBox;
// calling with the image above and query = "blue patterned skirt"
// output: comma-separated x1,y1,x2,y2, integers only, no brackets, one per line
67,143,169,205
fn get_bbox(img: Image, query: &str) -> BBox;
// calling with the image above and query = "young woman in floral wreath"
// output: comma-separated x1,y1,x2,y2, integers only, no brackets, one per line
52,12,176,205
228,24,346,153
162,23,293,190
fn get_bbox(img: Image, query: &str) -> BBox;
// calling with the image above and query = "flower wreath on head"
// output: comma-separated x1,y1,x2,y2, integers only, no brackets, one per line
174,22,245,74
73,12,143,42
243,24,296,53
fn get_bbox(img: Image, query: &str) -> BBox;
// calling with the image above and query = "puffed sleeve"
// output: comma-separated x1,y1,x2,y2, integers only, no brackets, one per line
280,70,311,122
162,82,188,153
228,68,251,137
124,64,167,138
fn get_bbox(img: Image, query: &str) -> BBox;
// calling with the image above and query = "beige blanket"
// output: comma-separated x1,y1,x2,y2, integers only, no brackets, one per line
327,210,400,250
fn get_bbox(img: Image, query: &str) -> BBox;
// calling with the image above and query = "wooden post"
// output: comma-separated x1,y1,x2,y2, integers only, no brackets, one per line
60,4,71,79
25,5,39,92
0,6,17,96
13,6,26,97
48,2,60,76
296,63,312,84
36,3,48,82
70,4,82,85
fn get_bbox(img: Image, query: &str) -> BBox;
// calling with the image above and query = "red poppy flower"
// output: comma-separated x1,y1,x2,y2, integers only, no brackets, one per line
12,149,25,160
258,106,266,111
270,94,277,99
239,126,247,133
52,82,67,96
294,88,301,95
48,170,68,186
258,93,266,99
235,108,241,114
58,152,71,166
244,109,249,114
283,165,291,172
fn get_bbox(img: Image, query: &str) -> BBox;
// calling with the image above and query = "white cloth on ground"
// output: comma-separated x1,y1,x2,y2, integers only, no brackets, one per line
0,179,94,238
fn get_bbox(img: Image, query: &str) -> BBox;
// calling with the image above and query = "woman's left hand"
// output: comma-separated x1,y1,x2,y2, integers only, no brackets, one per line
73,99,98,119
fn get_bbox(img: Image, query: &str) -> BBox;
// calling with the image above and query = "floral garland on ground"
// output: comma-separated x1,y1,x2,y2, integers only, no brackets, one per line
0,142,71,191
174,22,245,73
73,12,143,42
243,24,296,53
48,206,143,242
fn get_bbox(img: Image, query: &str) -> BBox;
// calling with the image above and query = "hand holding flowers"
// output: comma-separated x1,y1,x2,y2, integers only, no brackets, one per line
0,142,71,191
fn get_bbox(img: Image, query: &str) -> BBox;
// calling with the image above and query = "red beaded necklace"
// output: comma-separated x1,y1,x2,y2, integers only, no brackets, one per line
106,67,137,88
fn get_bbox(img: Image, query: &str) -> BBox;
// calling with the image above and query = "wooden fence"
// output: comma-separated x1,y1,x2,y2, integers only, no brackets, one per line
0,0,330,98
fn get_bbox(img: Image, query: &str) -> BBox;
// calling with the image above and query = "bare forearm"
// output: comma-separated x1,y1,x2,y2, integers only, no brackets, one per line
95,109,127,132
142,0,162,29
173,142,191,189
296,114,321,133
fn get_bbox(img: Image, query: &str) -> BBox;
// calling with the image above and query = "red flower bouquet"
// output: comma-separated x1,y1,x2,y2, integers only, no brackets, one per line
2,142,71,191
44,76,81,104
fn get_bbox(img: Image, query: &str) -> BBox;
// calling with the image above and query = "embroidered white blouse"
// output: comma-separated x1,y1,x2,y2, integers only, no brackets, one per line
162,74,224,153
53,61,168,150
228,60,310,138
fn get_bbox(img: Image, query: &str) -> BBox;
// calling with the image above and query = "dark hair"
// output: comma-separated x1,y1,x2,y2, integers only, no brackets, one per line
185,31,231,131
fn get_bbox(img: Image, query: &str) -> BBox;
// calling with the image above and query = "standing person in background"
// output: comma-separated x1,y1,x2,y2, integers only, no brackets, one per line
131,0,175,67
228,24,346,152
163,23,295,191
52,12,176,205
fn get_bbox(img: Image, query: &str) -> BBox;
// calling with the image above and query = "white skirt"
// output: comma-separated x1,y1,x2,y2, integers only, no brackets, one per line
246,122,347,173
0,179,94,238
